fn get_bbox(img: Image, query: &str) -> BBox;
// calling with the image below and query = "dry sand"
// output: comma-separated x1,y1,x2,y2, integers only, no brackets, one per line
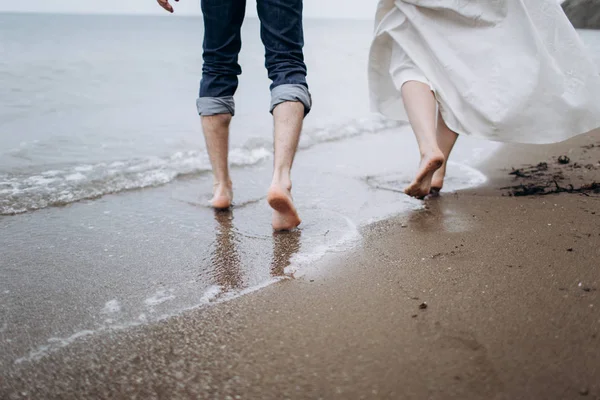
2,130,600,399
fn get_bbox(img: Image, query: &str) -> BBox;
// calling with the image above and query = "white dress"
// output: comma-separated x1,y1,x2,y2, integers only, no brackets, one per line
369,0,600,144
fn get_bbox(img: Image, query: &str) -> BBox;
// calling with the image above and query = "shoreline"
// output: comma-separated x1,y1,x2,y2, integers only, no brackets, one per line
3,125,482,368
2,129,599,398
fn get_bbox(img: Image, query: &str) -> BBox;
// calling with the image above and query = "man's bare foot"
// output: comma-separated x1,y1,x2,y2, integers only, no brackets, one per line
267,184,301,231
404,151,445,199
211,181,233,210
430,163,447,194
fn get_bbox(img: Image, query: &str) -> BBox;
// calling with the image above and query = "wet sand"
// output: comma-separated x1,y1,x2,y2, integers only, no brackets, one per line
0,125,494,370
2,129,600,399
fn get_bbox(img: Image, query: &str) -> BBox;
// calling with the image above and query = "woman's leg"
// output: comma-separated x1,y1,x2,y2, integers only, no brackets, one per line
431,112,459,194
401,81,445,199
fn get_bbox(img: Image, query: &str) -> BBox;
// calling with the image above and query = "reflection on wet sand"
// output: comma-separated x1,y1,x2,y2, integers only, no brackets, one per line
210,211,302,293
271,230,301,277
405,197,475,234
211,211,244,290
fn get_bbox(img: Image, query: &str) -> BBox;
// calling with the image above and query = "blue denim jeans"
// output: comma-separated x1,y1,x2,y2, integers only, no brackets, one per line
196,0,312,117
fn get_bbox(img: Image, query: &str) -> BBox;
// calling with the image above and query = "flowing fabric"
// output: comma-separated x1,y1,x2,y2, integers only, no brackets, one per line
369,0,600,144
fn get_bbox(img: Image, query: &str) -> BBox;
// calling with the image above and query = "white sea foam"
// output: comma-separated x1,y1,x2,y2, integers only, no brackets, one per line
285,213,360,277
0,116,401,216
101,299,121,314
144,289,176,307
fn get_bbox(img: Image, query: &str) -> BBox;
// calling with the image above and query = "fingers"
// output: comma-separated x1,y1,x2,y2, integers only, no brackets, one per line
157,0,174,13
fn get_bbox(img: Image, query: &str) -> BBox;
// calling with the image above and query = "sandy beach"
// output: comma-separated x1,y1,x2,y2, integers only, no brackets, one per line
1,6,600,400
1,127,599,399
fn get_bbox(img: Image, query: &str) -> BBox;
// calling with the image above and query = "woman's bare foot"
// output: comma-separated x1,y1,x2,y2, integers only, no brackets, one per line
267,184,301,231
430,113,459,195
430,163,447,194
211,181,233,210
404,151,445,199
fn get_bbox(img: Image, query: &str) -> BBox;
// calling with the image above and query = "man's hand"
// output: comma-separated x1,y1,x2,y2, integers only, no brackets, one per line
157,0,178,13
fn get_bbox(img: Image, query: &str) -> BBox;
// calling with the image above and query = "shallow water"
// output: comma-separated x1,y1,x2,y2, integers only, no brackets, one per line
0,13,395,215
1,14,599,215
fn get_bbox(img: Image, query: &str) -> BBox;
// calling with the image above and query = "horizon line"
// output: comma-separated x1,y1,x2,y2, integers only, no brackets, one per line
0,10,372,21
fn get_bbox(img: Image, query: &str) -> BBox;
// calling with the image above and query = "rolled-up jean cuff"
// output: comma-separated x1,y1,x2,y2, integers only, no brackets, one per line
196,96,235,116
269,84,312,116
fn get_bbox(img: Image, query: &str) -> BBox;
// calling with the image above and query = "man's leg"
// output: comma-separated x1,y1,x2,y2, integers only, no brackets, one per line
197,0,246,209
268,101,305,231
257,0,311,230
202,114,233,209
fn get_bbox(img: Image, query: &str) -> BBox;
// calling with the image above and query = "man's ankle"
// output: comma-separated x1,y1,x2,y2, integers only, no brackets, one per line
214,179,232,188
271,176,292,191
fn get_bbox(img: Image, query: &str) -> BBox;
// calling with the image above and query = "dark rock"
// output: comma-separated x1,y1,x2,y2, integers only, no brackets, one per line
562,0,600,30
558,155,571,165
